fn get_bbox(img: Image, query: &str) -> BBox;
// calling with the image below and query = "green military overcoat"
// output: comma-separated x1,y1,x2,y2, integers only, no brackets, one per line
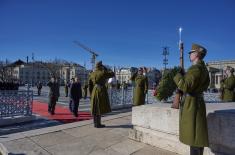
221,75,235,102
131,72,148,106
173,60,210,147
89,68,115,115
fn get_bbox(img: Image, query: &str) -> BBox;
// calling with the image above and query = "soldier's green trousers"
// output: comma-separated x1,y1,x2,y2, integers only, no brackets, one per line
93,103,105,128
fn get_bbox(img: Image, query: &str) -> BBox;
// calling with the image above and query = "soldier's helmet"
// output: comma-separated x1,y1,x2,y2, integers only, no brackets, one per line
188,43,207,59
95,61,103,68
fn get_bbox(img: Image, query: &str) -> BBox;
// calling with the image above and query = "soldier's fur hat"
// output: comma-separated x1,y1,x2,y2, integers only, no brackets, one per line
189,43,207,59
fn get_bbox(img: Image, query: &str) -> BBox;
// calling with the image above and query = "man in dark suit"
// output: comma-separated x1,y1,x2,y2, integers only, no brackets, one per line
69,77,82,117
47,76,60,115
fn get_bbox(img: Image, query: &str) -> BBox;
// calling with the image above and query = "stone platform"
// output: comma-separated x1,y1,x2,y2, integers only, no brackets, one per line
0,112,178,155
129,103,235,155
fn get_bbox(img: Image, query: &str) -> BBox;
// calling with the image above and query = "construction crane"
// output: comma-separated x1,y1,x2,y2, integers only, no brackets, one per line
73,40,99,70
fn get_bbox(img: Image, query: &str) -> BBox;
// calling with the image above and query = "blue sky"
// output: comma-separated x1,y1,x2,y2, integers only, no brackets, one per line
0,0,235,69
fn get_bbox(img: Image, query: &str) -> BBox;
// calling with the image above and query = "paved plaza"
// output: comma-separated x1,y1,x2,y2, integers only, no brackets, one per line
0,86,222,154
0,112,178,155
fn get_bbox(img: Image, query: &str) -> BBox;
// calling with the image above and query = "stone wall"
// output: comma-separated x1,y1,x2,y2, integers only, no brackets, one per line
129,103,235,155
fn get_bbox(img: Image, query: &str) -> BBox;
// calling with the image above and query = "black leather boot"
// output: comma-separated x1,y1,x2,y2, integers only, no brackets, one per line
190,146,201,155
97,115,105,128
93,115,97,128
199,147,204,155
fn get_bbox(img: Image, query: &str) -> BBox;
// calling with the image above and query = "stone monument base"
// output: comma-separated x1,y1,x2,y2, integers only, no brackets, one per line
129,103,235,155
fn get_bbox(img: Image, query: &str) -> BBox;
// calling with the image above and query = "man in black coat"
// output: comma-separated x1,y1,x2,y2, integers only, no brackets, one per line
47,76,60,115
37,81,43,96
69,77,82,117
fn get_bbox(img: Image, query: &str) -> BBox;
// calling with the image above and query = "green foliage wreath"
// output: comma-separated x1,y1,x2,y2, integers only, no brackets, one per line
155,67,180,101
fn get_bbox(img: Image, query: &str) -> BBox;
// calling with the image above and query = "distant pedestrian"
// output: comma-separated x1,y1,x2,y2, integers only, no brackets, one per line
221,66,235,102
130,67,148,106
89,61,115,128
116,80,121,90
64,81,70,97
37,81,43,96
122,81,128,90
69,77,82,117
47,76,60,115
83,82,88,99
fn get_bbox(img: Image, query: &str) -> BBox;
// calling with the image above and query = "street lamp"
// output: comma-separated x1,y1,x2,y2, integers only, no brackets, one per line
31,53,34,87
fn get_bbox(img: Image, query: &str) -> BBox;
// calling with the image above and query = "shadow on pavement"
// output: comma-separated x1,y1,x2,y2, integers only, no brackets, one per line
105,124,132,129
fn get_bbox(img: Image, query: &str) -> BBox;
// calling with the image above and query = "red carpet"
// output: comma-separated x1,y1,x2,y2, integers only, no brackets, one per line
32,101,92,123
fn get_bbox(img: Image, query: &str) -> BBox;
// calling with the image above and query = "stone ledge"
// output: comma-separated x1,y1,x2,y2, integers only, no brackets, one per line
130,103,235,155
129,126,189,154
0,115,36,127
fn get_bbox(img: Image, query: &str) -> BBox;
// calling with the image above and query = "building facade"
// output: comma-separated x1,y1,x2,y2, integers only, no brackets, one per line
115,67,132,84
12,63,51,86
9,60,89,86
115,67,161,89
68,64,88,86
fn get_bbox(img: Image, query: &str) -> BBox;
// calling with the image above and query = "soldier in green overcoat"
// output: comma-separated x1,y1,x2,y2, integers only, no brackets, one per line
221,66,235,102
130,67,148,106
173,44,210,155
89,61,115,128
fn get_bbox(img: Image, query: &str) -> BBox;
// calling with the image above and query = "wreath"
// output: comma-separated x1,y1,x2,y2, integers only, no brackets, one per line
155,67,180,101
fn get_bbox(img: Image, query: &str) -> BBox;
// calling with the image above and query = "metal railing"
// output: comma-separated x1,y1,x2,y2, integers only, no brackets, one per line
108,88,222,109
0,90,33,118
108,87,133,109
108,87,155,109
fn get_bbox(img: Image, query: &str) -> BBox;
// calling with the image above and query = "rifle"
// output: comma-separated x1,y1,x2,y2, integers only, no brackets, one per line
171,38,184,109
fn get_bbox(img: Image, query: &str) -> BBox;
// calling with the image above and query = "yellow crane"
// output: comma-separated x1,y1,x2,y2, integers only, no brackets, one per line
73,40,99,70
